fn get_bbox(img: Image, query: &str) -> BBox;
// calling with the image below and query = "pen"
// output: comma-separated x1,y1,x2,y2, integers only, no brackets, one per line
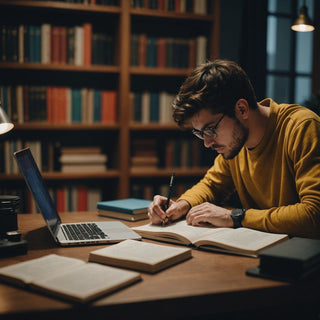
162,172,174,226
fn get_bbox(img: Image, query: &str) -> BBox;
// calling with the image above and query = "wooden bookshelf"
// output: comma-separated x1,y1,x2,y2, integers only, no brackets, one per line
0,0,219,211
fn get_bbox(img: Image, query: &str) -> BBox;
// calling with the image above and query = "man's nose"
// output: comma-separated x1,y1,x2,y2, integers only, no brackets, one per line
203,135,216,148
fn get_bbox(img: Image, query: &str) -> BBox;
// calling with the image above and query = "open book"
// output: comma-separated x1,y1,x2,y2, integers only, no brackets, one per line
132,221,289,257
0,254,141,303
89,239,192,273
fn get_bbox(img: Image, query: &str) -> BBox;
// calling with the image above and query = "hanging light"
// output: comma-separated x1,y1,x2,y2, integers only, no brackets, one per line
291,0,315,32
0,98,14,135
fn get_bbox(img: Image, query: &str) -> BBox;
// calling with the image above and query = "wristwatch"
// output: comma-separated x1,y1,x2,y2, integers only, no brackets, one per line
230,208,246,228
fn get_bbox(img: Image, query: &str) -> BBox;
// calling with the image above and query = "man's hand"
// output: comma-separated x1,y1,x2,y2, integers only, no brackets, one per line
148,195,190,225
186,202,234,227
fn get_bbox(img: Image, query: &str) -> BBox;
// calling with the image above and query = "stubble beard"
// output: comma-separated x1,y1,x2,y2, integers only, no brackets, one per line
218,120,248,160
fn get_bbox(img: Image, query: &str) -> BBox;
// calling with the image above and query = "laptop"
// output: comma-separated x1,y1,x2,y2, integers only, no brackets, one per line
13,148,141,246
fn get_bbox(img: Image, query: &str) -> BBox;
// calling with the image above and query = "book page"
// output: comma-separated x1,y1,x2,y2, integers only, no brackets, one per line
90,239,191,265
31,263,141,303
0,254,85,285
194,228,289,252
132,220,215,245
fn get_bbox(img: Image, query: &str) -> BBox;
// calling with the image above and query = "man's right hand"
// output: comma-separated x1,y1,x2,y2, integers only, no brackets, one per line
147,195,190,225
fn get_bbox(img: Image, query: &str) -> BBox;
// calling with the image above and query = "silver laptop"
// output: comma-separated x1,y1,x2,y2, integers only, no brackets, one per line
14,148,141,246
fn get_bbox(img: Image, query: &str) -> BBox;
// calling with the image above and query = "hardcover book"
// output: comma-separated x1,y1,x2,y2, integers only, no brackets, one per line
89,239,192,273
132,220,289,258
246,237,320,281
97,198,151,221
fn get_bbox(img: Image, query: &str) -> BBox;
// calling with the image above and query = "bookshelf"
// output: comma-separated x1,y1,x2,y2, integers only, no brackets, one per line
0,0,219,212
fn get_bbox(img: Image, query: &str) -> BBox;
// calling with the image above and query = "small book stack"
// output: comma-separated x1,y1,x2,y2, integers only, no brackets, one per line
59,147,108,173
130,138,158,172
97,198,151,221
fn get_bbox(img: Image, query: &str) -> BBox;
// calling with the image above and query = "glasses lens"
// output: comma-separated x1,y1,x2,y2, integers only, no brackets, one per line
192,130,204,139
203,128,216,138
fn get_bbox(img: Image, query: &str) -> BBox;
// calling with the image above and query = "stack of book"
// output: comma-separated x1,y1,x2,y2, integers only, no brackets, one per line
59,147,108,173
130,138,158,172
97,198,151,221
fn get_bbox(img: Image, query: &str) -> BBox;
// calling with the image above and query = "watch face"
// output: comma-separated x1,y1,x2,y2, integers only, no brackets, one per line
231,209,243,218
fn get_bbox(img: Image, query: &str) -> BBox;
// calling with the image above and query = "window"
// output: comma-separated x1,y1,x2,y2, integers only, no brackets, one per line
266,0,314,104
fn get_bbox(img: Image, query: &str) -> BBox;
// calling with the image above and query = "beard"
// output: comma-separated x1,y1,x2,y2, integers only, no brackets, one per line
212,120,248,160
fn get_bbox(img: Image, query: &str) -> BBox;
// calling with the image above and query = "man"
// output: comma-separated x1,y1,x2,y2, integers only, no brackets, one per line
148,59,320,239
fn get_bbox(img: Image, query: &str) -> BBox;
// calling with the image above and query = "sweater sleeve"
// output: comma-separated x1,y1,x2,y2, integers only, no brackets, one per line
243,117,320,239
177,155,235,207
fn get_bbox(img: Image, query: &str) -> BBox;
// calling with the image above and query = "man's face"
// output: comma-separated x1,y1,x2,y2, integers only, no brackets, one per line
190,109,248,160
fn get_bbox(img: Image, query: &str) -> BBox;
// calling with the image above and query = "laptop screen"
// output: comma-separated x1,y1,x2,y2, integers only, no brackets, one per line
14,148,60,235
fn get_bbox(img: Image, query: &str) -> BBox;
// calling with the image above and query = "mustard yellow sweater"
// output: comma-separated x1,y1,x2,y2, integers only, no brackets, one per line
179,99,320,238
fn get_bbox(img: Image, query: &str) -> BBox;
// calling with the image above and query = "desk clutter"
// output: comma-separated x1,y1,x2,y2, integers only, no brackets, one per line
0,195,28,258
0,240,192,303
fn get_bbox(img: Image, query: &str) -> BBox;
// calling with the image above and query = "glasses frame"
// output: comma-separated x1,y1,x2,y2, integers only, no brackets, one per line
192,114,225,140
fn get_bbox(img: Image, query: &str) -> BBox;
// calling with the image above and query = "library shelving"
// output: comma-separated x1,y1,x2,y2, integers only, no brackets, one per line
0,0,220,212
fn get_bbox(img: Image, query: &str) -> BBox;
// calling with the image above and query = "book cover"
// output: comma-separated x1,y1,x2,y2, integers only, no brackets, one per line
97,198,151,215
246,237,320,281
89,239,192,273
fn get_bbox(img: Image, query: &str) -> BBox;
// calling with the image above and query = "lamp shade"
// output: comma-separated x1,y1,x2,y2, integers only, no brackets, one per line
291,5,315,32
0,106,14,135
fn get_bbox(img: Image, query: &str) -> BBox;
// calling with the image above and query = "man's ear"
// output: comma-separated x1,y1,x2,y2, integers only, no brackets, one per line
235,99,249,119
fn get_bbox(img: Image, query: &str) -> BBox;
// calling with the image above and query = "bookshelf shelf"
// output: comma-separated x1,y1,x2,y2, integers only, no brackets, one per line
0,0,219,209
130,167,208,178
0,170,120,181
0,63,120,74
14,123,120,130
0,1,121,14
130,8,214,21
130,67,192,76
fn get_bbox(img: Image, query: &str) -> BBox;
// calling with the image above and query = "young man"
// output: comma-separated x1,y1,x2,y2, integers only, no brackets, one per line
148,59,320,239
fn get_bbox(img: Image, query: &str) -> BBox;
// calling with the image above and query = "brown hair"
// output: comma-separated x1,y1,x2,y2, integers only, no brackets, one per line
172,60,258,127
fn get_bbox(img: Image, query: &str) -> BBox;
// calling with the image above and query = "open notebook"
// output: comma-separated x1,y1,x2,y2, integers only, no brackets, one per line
14,148,141,246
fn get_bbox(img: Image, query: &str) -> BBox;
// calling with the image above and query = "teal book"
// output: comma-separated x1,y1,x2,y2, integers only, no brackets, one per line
97,198,151,221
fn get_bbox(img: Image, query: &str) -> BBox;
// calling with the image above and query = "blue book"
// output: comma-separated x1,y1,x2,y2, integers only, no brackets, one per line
149,92,159,122
71,89,82,123
93,90,101,122
97,198,151,214
133,92,142,122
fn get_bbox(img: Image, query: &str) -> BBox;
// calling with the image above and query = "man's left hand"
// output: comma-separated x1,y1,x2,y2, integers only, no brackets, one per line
186,202,234,227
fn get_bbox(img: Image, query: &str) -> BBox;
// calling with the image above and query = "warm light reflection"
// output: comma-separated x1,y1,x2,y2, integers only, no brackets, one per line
0,123,14,135
291,24,315,32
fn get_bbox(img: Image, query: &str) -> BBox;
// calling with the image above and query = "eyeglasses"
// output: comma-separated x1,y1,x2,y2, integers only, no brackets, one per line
192,114,225,140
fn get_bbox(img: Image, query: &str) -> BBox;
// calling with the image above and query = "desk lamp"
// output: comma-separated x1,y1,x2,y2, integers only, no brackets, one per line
0,97,14,135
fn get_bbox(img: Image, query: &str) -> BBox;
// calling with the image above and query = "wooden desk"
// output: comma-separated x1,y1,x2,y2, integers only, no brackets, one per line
0,212,319,320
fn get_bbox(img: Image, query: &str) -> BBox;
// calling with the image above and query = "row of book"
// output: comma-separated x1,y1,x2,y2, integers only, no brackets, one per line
0,140,110,175
37,0,119,4
132,0,209,14
130,137,214,172
130,91,175,123
0,185,102,214
59,146,108,173
130,182,194,201
35,0,208,13
131,34,207,68
0,23,114,65
0,86,117,124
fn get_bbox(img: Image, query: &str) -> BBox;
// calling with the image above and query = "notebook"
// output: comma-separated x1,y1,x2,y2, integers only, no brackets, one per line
13,148,141,246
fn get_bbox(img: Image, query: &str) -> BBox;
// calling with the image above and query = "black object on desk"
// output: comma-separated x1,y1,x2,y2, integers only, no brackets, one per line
246,237,320,282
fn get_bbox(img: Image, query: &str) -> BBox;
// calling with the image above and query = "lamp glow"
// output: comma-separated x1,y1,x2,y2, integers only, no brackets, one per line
0,104,14,135
291,4,315,32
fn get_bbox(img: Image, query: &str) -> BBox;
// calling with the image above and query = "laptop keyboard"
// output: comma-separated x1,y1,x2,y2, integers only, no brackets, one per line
61,223,109,241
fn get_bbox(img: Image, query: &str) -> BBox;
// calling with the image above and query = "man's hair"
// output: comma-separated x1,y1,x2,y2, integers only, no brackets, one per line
172,59,258,127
